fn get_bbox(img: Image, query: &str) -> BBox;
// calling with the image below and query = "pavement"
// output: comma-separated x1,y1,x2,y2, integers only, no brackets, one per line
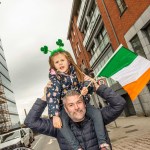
106,116,150,150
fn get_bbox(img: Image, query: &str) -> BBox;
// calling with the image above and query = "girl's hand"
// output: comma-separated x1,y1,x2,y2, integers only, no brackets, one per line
41,81,52,101
81,87,88,96
84,75,97,84
53,115,62,128
84,75,96,83
84,75,91,81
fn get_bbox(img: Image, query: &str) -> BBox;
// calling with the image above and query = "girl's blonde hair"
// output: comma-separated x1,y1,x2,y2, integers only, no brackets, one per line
49,51,84,82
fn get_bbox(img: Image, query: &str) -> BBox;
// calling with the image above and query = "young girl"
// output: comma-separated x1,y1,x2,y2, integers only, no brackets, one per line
45,46,109,150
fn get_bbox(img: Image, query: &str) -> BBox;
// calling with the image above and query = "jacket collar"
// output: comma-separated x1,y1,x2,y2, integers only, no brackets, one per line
69,115,91,128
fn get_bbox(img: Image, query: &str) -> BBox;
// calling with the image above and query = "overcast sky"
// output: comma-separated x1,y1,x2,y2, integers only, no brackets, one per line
0,0,74,123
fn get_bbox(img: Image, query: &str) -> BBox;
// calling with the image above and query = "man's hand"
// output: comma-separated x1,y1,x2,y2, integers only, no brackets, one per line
53,114,62,128
93,81,99,91
81,87,88,96
41,81,52,101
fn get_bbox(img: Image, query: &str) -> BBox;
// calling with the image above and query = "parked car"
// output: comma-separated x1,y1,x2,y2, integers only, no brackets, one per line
23,128,35,143
0,129,30,150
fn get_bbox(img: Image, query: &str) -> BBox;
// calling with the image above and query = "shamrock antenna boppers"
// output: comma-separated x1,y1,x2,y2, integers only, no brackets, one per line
40,39,65,57
56,39,64,47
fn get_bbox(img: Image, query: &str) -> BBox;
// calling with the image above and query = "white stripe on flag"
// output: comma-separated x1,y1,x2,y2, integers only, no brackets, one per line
111,56,150,86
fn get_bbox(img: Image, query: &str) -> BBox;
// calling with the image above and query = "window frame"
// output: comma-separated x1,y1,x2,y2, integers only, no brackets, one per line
115,0,127,15
130,34,146,58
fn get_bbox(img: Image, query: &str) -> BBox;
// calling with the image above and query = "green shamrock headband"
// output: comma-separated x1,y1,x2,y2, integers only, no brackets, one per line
40,39,65,57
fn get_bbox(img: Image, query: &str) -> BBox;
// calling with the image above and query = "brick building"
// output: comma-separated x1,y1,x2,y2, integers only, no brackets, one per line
67,0,150,116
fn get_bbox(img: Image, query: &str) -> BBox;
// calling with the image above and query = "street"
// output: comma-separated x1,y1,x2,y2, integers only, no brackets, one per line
30,135,60,150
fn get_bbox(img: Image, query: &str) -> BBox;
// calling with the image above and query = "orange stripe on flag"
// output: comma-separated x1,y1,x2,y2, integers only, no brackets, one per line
123,68,150,101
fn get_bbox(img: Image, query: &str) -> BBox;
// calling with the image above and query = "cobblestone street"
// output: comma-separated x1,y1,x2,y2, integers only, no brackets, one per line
107,116,150,150
112,133,150,150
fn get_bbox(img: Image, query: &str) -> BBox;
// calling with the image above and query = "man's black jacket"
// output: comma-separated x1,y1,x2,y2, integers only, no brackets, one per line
24,85,126,150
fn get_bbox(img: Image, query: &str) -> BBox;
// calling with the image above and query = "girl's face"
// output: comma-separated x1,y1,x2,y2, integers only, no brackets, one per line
52,53,70,73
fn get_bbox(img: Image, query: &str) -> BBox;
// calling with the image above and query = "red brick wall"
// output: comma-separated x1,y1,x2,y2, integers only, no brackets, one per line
69,16,91,68
96,0,150,50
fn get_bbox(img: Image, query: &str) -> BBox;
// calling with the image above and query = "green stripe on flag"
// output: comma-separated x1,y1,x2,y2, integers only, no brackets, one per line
97,46,138,78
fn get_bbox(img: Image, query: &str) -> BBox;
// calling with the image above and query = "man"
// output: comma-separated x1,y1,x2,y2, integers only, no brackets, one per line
24,83,126,150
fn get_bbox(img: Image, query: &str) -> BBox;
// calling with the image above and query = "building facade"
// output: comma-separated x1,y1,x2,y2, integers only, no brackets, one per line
0,39,20,134
67,0,150,116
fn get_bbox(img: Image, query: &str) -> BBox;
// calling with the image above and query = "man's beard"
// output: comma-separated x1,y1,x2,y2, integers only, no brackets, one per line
69,109,85,122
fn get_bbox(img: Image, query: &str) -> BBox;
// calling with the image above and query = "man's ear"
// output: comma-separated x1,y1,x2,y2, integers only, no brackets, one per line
64,105,68,113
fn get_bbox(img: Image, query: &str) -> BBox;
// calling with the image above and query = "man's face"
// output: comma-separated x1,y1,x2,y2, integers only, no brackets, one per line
64,95,86,122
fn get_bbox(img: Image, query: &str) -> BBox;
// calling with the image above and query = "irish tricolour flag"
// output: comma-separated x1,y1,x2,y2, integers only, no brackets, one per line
97,45,150,101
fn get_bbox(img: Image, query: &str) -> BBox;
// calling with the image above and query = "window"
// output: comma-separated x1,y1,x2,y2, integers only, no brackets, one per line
93,46,113,71
96,26,109,52
0,55,7,68
3,85,15,102
97,27,107,43
0,64,9,79
90,42,96,55
87,2,96,19
130,35,146,58
144,24,150,43
7,101,18,114
83,20,88,34
93,46,115,86
116,0,127,14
